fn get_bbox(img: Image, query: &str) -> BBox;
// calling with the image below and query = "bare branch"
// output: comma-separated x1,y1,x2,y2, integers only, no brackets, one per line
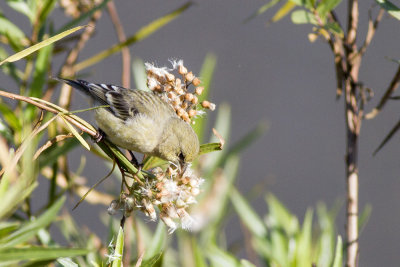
365,65,400,119
107,1,131,88
359,8,384,57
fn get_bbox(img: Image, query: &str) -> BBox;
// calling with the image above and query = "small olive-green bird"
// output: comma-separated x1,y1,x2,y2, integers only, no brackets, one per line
58,78,199,165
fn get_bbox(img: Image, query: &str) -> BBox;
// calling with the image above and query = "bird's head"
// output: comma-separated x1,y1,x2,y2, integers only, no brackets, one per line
157,118,199,167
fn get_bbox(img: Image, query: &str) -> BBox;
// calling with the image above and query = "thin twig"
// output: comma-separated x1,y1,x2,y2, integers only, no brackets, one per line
0,90,97,136
365,65,400,119
107,1,131,88
359,8,384,57
53,11,102,108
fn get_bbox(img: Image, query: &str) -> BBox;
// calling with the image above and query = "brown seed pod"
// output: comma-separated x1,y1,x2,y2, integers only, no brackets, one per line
185,71,194,82
188,109,197,117
191,95,198,105
165,73,175,82
178,65,188,75
192,77,201,86
195,86,204,95
184,93,194,102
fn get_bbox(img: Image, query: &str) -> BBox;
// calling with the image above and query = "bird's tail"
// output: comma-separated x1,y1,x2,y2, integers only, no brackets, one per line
54,78,108,105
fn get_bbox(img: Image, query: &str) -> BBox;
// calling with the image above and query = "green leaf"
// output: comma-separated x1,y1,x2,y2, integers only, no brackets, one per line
265,194,299,235
56,257,78,267
192,54,217,144
269,1,296,24
373,118,400,155
132,58,148,91
0,47,24,82
0,14,26,47
359,204,372,234
38,137,80,169
226,121,267,157
0,25,86,65
38,0,57,25
111,227,124,267
331,236,343,267
206,245,240,267
144,222,166,260
325,22,344,37
141,253,163,267
376,0,400,20
6,0,35,23
60,116,90,151
0,247,89,262
74,2,193,71
291,9,318,24
0,196,65,248
230,188,268,237
199,142,222,155
317,0,342,18
295,209,313,266
240,259,257,267
244,0,283,23
0,102,22,131
290,0,314,8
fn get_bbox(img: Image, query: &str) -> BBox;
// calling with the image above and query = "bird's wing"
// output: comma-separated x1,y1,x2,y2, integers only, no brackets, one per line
58,78,175,121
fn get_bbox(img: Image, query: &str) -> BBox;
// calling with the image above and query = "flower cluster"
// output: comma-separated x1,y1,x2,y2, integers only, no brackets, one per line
108,164,204,233
107,60,215,232
145,60,216,124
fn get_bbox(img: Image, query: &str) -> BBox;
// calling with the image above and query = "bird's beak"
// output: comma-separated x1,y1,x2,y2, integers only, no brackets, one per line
180,161,188,174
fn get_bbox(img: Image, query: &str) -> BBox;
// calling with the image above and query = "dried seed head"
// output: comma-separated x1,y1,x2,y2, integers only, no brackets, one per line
195,86,204,95
178,65,188,75
176,108,185,117
181,101,188,110
191,95,198,105
188,109,197,118
181,176,190,184
201,100,216,110
185,93,194,102
167,91,177,100
182,113,190,123
185,71,194,82
166,73,175,82
192,77,201,86
191,187,200,196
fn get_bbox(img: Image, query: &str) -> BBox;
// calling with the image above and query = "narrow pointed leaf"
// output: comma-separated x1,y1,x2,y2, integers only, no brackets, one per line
376,0,400,20
0,247,89,261
192,54,217,143
74,2,193,71
199,142,223,155
244,0,282,22
0,26,85,65
230,188,267,237
373,118,400,155
331,236,343,267
269,1,296,24
111,227,124,267
60,116,90,151
0,197,65,248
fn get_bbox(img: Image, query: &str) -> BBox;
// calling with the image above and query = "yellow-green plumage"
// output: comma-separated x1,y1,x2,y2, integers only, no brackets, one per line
58,79,199,164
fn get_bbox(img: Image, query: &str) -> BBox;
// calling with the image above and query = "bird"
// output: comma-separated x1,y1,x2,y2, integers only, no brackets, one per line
57,78,200,166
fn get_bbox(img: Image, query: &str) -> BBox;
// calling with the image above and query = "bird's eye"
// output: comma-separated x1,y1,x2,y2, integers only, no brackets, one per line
178,152,185,162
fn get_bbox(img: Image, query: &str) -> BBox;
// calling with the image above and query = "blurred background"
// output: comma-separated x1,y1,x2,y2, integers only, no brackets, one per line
1,1,400,266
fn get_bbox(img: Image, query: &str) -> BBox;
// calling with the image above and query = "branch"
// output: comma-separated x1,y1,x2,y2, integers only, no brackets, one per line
365,64,400,119
359,8,384,57
107,1,131,88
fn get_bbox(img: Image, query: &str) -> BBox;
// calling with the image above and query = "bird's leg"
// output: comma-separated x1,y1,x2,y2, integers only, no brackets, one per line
128,150,143,171
94,128,106,143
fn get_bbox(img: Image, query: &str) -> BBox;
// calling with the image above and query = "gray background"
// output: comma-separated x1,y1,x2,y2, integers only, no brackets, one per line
2,1,400,266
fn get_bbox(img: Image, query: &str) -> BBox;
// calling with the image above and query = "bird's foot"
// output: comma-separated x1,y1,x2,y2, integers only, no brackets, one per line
94,128,106,143
128,150,143,171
